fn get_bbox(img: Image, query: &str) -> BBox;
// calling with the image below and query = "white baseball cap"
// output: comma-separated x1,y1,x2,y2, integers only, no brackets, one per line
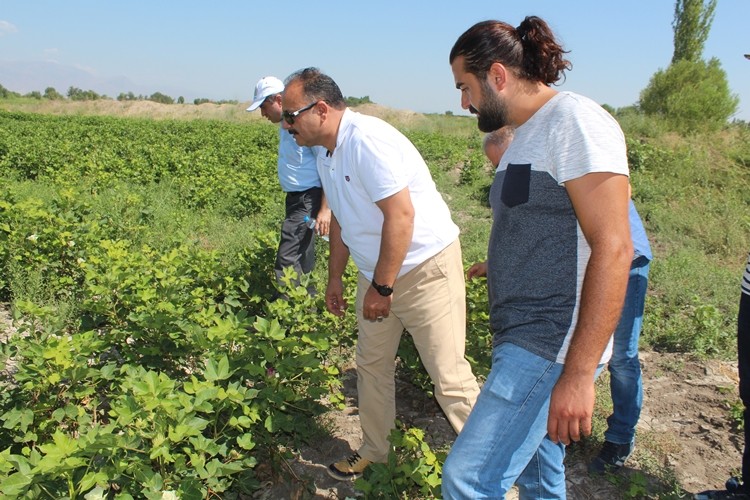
246,76,284,111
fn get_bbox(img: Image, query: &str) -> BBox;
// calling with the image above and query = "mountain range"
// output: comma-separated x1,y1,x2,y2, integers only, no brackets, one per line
0,60,189,99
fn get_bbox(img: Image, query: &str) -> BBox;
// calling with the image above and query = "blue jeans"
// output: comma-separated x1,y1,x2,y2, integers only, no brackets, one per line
442,342,567,499
604,257,649,445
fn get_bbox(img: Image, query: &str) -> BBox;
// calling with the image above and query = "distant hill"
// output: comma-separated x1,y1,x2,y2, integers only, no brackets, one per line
0,60,178,99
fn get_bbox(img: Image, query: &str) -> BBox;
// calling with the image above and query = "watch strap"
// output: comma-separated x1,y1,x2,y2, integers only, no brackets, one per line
371,278,393,296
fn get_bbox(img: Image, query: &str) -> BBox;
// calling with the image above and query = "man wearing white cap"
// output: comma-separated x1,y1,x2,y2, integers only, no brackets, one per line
247,76,330,296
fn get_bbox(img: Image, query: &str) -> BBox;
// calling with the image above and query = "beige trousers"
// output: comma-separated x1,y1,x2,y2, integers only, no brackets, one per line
355,239,480,462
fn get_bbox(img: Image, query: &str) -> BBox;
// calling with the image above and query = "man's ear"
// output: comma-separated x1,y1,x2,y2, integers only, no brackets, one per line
315,100,328,121
488,62,508,91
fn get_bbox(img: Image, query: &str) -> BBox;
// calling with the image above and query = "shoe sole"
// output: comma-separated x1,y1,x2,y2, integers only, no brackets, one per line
326,466,363,481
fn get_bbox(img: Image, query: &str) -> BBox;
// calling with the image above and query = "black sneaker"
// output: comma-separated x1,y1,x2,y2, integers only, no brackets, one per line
695,478,750,499
695,489,750,499
588,440,634,474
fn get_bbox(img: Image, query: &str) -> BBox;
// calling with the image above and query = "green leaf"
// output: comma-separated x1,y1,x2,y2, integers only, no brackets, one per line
237,433,255,450
1,409,33,432
52,408,66,422
204,355,232,381
0,471,32,497
83,485,108,500
264,415,275,433
80,472,109,494
223,296,240,307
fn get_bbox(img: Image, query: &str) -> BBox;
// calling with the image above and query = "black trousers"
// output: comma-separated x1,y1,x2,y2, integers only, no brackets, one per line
274,187,322,290
739,292,750,483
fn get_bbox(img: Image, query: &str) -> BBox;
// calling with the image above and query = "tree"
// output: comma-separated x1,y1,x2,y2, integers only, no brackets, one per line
148,92,174,105
67,86,102,101
0,84,20,98
43,87,64,100
640,57,738,132
672,0,717,63
345,95,372,107
638,0,736,131
117,91,138,101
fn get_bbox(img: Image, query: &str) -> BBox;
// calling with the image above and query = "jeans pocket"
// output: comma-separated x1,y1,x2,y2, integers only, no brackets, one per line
501,163,531,207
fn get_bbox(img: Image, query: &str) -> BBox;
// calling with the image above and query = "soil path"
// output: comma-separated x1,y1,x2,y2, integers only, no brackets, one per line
258,351,741,499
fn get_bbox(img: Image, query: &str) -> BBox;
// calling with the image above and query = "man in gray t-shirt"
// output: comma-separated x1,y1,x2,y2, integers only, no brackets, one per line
442,17,633,499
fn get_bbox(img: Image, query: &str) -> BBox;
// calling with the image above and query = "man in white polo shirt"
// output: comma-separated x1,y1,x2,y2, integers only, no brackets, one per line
280,67,480,481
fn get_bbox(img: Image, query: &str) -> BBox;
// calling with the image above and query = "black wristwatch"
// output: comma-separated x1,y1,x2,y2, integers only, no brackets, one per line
371,278,394,297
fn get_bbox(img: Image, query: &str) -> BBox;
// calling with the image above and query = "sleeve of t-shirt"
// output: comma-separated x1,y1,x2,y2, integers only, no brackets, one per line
551,99,629,185
350,132,409,203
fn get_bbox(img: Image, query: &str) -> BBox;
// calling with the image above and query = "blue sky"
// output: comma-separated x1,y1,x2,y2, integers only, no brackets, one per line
2,1,749,120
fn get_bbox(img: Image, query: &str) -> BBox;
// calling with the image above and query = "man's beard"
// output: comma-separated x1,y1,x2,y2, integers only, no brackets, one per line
476,80,510,133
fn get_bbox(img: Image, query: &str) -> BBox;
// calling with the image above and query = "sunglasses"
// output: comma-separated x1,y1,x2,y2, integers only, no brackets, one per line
282,101,317,125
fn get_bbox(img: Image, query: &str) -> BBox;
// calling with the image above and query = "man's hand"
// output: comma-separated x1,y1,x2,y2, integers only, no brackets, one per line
467,261,487,280
325,278,348,317
546,372,595,445
316,206,332,237
362,286,392,321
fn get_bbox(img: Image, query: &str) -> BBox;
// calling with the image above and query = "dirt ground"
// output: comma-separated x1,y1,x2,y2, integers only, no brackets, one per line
0,306,741,499
253,350,742,499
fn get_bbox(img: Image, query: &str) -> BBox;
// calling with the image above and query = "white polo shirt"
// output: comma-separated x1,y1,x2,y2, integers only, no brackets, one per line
318,109,459,280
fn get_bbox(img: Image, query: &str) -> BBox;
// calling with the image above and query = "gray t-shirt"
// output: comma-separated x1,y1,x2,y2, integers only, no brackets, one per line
488,91,629,364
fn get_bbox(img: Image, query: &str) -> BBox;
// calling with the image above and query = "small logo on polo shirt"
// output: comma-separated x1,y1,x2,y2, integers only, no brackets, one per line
345,175,350,182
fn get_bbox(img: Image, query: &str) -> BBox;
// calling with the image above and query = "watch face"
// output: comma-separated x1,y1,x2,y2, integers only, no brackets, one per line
372,279,393,296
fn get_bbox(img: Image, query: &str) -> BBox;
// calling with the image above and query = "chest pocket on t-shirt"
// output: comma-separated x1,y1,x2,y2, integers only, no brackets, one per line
501,163,531,207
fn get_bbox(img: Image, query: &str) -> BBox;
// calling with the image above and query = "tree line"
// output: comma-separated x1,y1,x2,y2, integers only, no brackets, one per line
0,84,376,108
0,1,741,132
0,84,239,106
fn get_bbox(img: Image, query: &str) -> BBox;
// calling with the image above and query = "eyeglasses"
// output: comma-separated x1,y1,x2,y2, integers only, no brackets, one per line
282,102,317,125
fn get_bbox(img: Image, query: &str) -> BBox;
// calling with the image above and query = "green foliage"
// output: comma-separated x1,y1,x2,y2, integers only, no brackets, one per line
463,278,493,381
457,150,488,186
606,470,650,499
672,0,716,63
728,398,745,431
0,111,361,494
634,131,746,357
345,95,373,107
0,258,351,496
0,104,748,496
0,301,261,498
67,86,104,101
639,57,739,133
43,87,64,100
626,137,670,173
117,91,139,101
0,84,21,99
0,111,280,217
355,422,444,499
149,92,175,105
